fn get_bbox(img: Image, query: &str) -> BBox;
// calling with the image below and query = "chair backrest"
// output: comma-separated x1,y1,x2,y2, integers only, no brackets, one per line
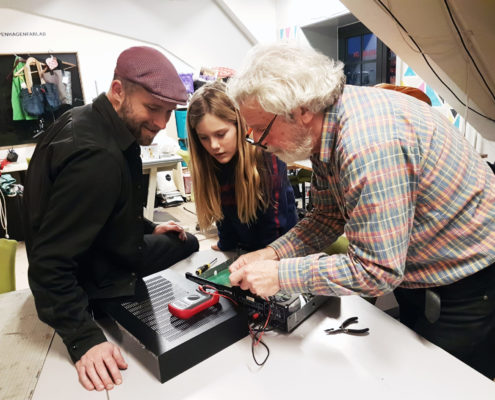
0,238,17,293
176,149,190,166
324,236,349,256
374,83,432,106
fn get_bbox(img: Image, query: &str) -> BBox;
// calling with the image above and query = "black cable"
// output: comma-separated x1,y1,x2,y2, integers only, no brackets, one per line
374,0,495,123
251,333,270,366
250,322,270,366
249,303,273,366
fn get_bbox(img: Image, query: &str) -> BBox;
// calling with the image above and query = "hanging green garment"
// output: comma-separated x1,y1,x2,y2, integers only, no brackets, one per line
11,58,37,121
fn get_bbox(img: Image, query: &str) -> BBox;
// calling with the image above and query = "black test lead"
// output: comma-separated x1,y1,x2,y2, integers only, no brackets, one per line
195,257,217,275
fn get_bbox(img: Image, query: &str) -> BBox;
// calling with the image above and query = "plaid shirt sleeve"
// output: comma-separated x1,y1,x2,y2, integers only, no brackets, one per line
271,137,419,297
270,174,345,258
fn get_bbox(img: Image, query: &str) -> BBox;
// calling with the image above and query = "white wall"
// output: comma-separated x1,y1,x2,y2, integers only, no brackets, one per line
300,13,357,60
0,8,193,102
276,0,349,28
272,0,351,54
219,0,277,44
0,0,253,71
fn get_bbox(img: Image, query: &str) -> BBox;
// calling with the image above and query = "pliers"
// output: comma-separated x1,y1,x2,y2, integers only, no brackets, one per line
325,316,369,335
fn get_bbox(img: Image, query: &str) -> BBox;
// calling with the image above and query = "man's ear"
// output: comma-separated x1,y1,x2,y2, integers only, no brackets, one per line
108,79,125,111
292,107,315,126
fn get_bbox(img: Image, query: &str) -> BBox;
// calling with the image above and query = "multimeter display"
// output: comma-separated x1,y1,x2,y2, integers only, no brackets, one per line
168,289,219,319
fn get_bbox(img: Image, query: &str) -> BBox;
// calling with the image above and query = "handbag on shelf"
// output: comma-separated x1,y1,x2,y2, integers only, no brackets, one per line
20,57,61,116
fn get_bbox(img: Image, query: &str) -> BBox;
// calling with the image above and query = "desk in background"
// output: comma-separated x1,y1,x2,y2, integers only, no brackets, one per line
2,161,29,174
141,154,184,221
0,148,183,222
26,249,495,399
288,159,312,171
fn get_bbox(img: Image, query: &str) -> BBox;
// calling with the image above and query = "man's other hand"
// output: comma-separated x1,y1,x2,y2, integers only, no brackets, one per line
75,342,128,391
229,260,281,297
229,246,279,274
153,221,187,240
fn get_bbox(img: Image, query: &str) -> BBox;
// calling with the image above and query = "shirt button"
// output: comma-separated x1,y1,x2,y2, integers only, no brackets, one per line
137,184,142,189
137,215,142,220
137,246,143,251
71,345,78,350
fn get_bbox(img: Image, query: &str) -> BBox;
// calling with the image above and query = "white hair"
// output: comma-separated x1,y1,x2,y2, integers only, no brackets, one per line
228,42,345,118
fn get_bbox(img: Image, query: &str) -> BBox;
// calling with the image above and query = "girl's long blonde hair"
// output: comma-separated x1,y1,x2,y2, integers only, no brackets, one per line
187,81,269,231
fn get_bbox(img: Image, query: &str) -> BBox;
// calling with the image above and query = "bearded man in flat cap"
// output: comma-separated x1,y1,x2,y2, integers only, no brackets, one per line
24,46,199,391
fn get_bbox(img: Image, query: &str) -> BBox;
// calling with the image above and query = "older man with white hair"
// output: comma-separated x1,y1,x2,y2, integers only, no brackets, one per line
227,42,495,379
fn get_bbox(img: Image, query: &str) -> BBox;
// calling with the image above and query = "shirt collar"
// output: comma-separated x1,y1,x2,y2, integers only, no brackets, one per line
313,88,345,164
92,93,136,151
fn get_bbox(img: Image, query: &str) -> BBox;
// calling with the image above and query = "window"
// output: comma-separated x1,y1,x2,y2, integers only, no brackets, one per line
338,22,396,86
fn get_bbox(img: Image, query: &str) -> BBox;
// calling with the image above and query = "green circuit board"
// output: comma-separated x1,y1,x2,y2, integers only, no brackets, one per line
201,258,235,287
206,268,231,287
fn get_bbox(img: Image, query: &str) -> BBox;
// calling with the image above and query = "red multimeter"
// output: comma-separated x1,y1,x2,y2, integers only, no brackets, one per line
168,289,220,319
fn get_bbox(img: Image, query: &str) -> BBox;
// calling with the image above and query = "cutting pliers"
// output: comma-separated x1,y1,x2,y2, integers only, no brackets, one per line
325,316,369,335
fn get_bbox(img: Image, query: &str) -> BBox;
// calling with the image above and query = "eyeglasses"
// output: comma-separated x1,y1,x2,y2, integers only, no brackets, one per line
245,115,277,150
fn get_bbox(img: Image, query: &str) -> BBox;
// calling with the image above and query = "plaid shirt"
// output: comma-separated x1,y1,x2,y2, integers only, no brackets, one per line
271,85,495,297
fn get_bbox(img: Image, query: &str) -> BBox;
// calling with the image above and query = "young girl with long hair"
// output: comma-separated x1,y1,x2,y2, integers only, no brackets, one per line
186,81,297,251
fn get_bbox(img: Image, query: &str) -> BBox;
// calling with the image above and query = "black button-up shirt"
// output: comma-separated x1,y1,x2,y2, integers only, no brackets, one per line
23,94,156,362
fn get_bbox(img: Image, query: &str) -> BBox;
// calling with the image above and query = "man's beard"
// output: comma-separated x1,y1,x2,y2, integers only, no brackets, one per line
120,100,155,146
266,125,314,163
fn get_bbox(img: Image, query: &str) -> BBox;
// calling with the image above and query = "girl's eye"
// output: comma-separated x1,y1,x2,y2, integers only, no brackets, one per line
198,136,208,141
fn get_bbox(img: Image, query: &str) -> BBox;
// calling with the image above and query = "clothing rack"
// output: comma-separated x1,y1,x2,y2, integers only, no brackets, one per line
1,52,84,147
13,54,76,78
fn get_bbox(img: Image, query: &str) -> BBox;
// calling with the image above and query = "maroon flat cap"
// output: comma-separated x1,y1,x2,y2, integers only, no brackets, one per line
115,46,187,105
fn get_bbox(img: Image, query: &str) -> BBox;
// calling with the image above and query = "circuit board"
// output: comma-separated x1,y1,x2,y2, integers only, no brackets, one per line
201,258,235,287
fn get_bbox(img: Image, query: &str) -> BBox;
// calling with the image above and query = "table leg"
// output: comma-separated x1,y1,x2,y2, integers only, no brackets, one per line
172,162,185,196
145,167,158,220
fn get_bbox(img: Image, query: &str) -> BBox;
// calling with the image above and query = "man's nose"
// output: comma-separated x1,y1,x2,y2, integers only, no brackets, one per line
155,113,171,130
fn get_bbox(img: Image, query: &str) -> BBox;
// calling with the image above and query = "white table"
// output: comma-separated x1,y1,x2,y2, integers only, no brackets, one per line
30,249,495,399
142,154,184,220
2,161,29,174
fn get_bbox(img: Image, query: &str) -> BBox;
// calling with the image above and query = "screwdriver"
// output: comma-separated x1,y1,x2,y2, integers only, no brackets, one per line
195,258,217,275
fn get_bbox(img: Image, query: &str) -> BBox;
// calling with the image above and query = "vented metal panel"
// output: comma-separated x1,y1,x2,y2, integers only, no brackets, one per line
96,268,248,383
122,276,224,341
